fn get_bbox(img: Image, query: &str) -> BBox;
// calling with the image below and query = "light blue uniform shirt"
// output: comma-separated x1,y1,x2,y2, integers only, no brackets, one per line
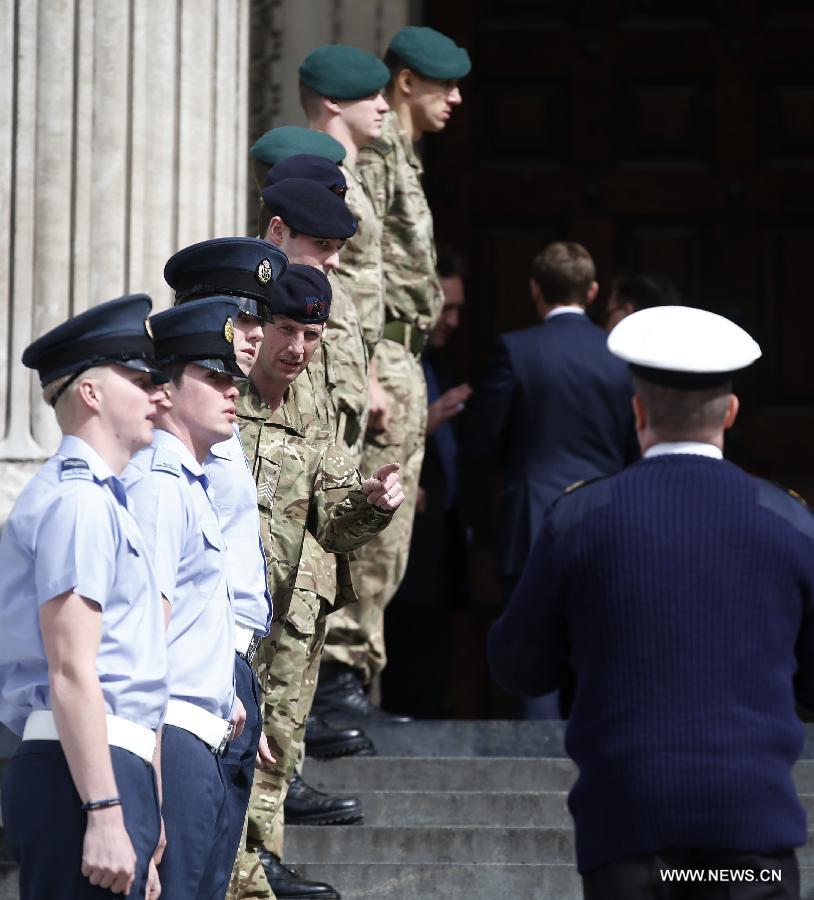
0,435,168,735
206,427,272,633
124,429,235,720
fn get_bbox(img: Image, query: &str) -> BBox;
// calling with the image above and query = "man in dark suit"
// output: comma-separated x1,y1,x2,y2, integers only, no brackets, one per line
468,241,638,717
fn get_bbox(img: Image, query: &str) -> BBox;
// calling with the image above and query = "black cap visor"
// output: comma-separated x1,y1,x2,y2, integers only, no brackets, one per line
184,356,247,380
118,358,170,385
236,296,273,324
630,363,734,390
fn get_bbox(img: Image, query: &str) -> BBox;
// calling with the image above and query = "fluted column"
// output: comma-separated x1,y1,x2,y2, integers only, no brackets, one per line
0,0,249,521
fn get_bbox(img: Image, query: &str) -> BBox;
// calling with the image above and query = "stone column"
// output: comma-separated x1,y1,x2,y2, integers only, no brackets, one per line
0,0,250,522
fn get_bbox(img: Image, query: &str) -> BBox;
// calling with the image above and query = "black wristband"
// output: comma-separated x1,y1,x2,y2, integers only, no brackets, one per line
81,796,122,811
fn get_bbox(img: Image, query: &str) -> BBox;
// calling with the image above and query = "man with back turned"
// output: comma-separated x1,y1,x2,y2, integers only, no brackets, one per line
488,306,814,900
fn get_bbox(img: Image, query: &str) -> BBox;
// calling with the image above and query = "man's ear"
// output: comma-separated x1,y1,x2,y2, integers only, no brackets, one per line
76,375,102,412
396,68,414,97
585,281,599,306
632,394,647,433
723,394,739,430
323,96,342,116
266,216,285,245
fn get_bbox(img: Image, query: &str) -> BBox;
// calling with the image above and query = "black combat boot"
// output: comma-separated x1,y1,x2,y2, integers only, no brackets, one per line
312,662,413,724
304,714,376,759
256,847,340,898
283,772,364,825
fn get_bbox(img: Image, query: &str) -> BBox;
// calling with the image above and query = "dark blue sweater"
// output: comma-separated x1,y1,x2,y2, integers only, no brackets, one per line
488,455,814,874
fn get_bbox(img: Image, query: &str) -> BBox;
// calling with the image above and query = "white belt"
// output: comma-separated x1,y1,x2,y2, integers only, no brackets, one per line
164,698,232,755
235,622,262,663
23,710,156,765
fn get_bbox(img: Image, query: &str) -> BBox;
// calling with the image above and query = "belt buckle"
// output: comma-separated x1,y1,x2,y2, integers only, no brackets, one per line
215,722,233,756
246,633,261,666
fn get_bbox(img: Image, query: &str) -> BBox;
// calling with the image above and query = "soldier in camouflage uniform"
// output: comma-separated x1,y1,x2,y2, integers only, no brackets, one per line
315,28,472,702
235,187,404,900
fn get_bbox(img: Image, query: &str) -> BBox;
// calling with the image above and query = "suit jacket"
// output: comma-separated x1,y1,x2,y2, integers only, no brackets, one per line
467,311,637,577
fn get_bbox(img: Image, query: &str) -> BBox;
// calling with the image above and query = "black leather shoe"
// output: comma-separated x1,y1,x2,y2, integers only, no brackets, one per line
284,773,364,825
304,714,376,759
256,847,340,898
313,662,413,724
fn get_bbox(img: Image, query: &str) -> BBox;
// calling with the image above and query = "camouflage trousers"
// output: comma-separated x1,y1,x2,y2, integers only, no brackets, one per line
229,588,328,899
323,338,426,683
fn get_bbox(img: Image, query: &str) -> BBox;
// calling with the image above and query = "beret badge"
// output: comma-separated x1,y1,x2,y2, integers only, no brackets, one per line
256,259,273,285
224,317,235,344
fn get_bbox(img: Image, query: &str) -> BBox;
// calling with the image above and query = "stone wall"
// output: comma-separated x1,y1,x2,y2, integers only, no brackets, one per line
0,0,251,523
0,0,411,525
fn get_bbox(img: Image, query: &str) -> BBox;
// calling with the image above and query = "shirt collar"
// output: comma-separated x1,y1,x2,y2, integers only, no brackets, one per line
153,428,206,478
544,306,586,322
644,441,724,460
207,425,239,462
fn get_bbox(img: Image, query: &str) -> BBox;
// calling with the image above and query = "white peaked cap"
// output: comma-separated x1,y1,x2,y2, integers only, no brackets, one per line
607,305,761,387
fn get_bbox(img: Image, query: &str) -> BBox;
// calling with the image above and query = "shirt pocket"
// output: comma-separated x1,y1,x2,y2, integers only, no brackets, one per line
200,521,224,552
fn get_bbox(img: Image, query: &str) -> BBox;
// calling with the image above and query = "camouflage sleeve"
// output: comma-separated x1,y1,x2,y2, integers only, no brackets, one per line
356,143,392,221
336,173,386,355
308,443,393,554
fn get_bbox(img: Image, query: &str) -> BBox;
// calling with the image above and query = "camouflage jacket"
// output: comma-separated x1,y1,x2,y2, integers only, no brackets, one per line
311,273,370,458
236,381,393,619
357,111,444,334
336,163,385,356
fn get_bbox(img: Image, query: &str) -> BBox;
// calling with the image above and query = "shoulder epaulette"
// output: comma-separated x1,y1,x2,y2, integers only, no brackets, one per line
60,458,93,482
561,476,604,498
151,446,182,477
787,487,809,508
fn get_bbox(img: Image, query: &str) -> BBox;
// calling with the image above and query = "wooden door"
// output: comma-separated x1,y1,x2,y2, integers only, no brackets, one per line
421,0,814,715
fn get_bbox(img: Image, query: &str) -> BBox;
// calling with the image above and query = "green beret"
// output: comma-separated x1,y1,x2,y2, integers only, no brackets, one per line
299,44,390,100
388,26,471,80
250,126,346,166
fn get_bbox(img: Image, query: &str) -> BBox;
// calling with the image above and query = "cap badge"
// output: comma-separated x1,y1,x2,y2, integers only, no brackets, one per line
256,259,273,285
144,318,154,339
305,296,325,319
224,317,235,344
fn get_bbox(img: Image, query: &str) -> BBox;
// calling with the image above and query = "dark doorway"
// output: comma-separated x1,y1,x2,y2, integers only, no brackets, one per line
419,1,814,717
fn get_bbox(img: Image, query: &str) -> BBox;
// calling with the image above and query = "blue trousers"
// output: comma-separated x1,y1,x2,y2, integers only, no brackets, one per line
1,740,160,900
158,724,229,899
218,653,262,881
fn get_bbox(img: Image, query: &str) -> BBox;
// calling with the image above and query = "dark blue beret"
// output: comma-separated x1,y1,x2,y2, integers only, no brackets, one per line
263,155,347,197
272,264,332,324
149,296,244,378
22,294,167,388
388,26,471,80
263,178,356,240
164,237,288,323
250,127,346,165
299,44,390,99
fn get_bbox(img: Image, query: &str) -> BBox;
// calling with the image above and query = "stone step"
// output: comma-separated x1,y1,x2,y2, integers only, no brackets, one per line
307,756,814,794
307,757,577,793
349,790,571,827
286,824,575,865
290,862,814,900
287,824,814,867
335,790,814,828
360,720,568,758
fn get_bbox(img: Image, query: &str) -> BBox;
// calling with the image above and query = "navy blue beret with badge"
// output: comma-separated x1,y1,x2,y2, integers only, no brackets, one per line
388,26,471,80
149,296,245,378
299,44,390,99
263,154,347,197
272,264,332,325
22,293,168,396
164,237,288,323
262,178,356,240
250,126,346,166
